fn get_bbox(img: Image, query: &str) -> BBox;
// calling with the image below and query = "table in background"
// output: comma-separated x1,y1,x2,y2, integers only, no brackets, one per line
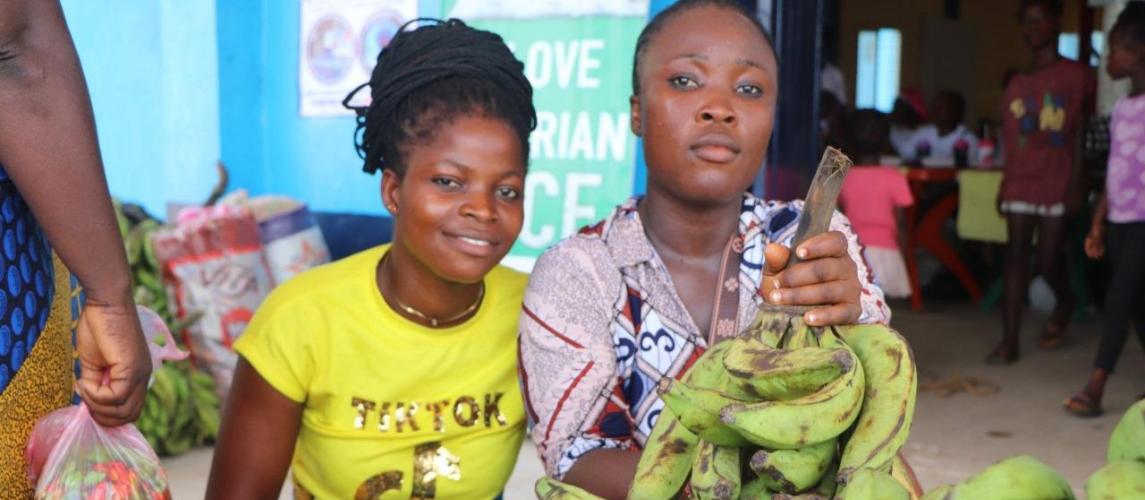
901,167,983,310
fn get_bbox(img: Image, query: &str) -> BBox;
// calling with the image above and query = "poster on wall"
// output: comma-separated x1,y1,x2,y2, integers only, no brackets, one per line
299,0,417,117
447,0,646,18
443,0,648,270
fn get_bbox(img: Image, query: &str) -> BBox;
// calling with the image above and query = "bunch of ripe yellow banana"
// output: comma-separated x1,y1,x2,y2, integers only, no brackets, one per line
624,309,918,499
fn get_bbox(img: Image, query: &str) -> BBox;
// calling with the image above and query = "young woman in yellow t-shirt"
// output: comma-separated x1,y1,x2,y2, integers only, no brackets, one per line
205,19,536,499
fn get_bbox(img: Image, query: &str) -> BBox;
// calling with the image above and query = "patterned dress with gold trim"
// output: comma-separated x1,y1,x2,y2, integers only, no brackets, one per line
0,165,74,498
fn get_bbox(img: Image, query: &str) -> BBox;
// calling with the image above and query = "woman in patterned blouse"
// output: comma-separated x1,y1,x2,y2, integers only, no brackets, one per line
518,1,892,497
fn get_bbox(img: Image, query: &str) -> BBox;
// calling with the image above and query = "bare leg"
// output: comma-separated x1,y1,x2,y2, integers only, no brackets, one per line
990,212,1036,364
1034,214,1075,349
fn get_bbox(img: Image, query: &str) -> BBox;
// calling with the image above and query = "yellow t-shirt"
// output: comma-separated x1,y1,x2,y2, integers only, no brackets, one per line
234,244,527,499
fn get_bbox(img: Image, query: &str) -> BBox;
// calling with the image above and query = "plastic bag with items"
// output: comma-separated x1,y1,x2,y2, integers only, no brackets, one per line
25,306,185,499
151,203,276,401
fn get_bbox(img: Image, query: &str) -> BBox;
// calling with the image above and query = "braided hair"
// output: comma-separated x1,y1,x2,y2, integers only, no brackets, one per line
345,18,536,176
631,0,776,96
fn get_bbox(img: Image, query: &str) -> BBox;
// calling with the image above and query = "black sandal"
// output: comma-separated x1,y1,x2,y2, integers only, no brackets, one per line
1064,392,1103,417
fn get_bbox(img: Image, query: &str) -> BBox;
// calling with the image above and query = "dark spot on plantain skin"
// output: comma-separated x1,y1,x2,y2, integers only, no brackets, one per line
832,350,855,372
886,347,903,378
664,437,691,455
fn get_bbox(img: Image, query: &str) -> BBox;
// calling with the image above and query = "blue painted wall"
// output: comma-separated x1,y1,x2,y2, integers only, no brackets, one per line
220,0,441,216
64,0,671,217
62,0,219,217
237,0,378,215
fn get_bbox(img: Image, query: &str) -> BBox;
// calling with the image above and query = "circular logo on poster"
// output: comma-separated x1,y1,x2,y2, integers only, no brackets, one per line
306,15,355,84
360,10,405,74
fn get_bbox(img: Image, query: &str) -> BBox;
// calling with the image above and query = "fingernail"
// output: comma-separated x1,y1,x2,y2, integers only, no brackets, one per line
807,313,818,324
797,247,809,259
770,290,782,303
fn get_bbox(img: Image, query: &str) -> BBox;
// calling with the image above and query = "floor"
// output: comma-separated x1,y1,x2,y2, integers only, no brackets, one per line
163,303,1145,498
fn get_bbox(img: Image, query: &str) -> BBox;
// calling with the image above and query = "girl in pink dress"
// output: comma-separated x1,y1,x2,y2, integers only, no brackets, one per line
838,110,914,299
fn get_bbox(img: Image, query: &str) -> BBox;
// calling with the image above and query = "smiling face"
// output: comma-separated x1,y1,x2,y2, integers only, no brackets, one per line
382,114,525,284
631,4,778,207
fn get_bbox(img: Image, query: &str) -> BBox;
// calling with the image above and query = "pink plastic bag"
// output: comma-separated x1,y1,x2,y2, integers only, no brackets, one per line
25,404,171,499
137,305,189,384
25,306,184,499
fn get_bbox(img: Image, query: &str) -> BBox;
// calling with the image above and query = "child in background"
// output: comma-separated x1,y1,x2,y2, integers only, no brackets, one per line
206,19,536,498
1064,3,1145,417
991,0,1094,364
518,1,894,497
912,90,980,167
889,89,929,162
839,110,915,299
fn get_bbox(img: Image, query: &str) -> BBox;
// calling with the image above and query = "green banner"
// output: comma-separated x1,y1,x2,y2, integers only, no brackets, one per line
443,6,644,269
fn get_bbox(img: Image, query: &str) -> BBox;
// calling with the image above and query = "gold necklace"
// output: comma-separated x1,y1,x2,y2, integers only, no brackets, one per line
390,283,485,327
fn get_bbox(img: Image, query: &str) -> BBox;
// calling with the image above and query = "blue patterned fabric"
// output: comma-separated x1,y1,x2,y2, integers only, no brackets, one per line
0,165,55,394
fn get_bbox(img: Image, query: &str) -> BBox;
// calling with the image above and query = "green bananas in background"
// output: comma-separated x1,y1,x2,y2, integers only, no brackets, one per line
114,200,220,456
1085,461,1145,499
910,400,1145,499
1106,398,1145,463
137,361,220,456
623,309,916,500
1084,398,1145,499
921,455,1074,500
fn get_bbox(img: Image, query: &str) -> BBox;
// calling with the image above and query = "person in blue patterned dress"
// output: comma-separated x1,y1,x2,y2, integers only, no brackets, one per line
0,1,152,495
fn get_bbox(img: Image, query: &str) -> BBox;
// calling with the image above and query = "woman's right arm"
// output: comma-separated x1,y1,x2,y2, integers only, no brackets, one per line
519,241,633,499
206,358,302,500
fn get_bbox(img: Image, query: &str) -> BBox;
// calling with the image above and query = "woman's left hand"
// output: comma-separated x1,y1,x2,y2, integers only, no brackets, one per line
761,231,862,327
